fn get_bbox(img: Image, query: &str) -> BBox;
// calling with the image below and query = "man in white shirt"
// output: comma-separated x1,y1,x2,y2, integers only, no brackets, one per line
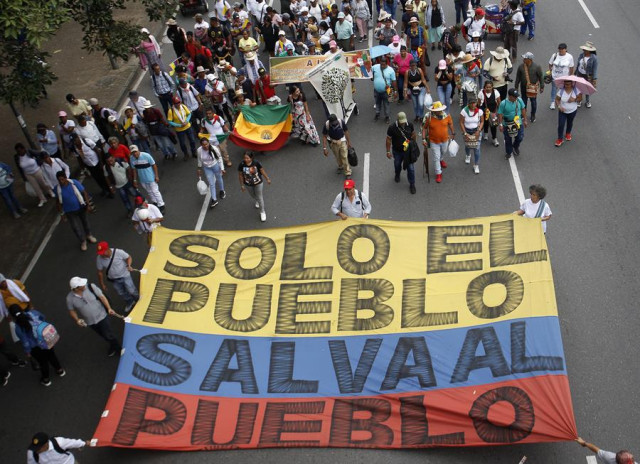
127,90,151,118
74,115,106,150
548,43,574,109
201,108,232,166
576,437,638,464
58,111,76,157
36,123,61,158
331,179,371,219
27,432,86,464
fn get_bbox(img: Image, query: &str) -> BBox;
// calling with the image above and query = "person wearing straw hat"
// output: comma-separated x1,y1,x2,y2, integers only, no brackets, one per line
423,101,455,183
166,18,188,58
575,41,597,108
483,46,512,100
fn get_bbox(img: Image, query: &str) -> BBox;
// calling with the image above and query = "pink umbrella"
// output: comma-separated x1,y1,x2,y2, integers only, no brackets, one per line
553,75,597,95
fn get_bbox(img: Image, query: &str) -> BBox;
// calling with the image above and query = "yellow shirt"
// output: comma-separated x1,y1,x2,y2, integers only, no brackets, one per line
239,37,258,53
167,104,192,132
1,279,29,311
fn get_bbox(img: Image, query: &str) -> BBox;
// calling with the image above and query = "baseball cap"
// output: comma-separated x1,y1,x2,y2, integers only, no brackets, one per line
344,179,355,189
69,277,88,289
521,52,534,60
397,112,407,123
89,97,99,105
438,59,447,70
392,35,400,44
96,241,109,255
338,12,345,18
107,115,116,122
128,90,138,96
329,40,337,48
29,432,49,451
57,110,67,117
508,88,519,98
134,196,146,205
129,144,139,152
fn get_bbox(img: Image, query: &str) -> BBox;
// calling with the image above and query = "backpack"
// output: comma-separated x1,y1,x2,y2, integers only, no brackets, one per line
325,120,346,140
32,437,69,463
340,190,364,213
27,312,59,350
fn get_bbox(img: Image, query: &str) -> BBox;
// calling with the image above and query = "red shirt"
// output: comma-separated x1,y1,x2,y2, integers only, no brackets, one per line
255,75,275,103
108,144,130,162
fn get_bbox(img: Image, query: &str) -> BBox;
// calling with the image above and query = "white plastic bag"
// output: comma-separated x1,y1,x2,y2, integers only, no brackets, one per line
25,181,37,198
447,139,459,158
197,177,208,196
423,92,433,112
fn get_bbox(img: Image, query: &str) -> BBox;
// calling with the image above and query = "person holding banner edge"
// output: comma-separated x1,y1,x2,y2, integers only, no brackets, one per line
331,179,371,219
576,438,637,464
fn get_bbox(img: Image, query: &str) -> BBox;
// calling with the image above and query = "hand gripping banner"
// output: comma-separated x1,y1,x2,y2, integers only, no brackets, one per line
92,215,577,450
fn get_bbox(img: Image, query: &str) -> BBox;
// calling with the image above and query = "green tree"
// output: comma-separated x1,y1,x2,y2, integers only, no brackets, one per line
0,0,69,147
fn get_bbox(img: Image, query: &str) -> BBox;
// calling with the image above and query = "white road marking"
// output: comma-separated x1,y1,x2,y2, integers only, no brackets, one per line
363,152,370,197
195,192,211,231
21,215,61,283
577,0,600,28
509,156,526,205
586,456,597,464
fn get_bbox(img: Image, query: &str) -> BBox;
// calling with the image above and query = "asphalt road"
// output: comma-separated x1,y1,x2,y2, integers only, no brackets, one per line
3,0,640,462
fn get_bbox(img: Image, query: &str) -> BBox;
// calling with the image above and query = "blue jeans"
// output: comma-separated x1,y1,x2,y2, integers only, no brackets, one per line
117,181,139,212
393,149,415,186
465,128,481,164
383,0,397,20
397,74,405,101
203,163,225,201
131,137,151,154
437,84,452,114
503,125,524,156
176,127,197,157
111,274,139,307
410,88,426,119
523,95,537,118
558,111,577,139
154,135,177,157
521,4,536,38
550,80,558,105
0,185,23,215
454,1,469,24
375,90,390,118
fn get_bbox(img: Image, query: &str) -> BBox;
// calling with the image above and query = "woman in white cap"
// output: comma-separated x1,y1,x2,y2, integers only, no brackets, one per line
136,28,163,71
575,41,597,108
434,59,454,113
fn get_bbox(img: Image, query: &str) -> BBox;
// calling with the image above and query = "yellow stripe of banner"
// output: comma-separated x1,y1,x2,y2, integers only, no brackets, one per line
234,114,292,145
130,215,557,336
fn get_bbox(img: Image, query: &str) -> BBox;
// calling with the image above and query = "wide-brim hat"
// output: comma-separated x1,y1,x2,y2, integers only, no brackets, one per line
245,51,256,60
460,53,475,64
580,41,596,52
429,101,446,111
490,46,509,59
378,10,390,21
166,18,177,25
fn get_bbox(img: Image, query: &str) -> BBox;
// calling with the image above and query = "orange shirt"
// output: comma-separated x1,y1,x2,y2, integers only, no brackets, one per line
427,114,452,144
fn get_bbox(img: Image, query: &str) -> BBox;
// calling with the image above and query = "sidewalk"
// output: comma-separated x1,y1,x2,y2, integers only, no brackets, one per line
0,7,162,278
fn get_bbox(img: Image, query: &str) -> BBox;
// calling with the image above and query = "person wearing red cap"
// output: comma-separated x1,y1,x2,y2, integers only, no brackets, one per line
462,8,486,42
96,242,139,313
331,179,371,219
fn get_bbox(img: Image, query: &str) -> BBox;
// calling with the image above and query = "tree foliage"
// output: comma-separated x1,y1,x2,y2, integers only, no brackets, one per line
0,0,69,48
138,0,181,22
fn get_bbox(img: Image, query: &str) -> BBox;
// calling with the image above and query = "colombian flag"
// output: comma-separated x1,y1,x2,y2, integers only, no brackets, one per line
230,104,292,152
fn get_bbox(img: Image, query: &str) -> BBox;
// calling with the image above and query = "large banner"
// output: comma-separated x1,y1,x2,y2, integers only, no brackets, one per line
92,216,577,451
307,52,356,122
270,50,373,84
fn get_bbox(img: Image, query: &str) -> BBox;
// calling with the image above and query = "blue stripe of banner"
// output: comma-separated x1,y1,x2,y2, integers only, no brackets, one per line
115,316,567,398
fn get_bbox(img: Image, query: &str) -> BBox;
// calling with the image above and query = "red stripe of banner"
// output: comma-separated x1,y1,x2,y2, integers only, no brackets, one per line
229,131,290,152
93,375,576,450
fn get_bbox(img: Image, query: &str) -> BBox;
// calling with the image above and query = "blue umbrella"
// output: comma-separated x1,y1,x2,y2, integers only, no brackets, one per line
369,45,393,59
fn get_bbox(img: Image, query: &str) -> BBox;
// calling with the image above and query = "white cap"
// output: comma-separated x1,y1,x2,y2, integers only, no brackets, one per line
70,277,88,289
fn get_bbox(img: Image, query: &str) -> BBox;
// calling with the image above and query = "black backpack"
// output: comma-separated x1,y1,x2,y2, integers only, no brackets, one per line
32,437,69,463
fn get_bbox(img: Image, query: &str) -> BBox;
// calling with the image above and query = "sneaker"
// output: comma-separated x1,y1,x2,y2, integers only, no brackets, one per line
565,133,572,141
440,160,448,169
483,134,488,141
555,138,564,147
41,378,52,387
577,101,582,108
394,173,400,183
37,200,47,207
586,101,592,108
493,138,499,147
57,368,66,377
550,102,556,110
530,115,536,123
513,146,520,156
474,165,480,174
505,154,511,159
2,372,9,387
464,155,471,164
435,174,442,183
80,241,87,251
11,359,27,368
410,184,416,194
219,190,226,199
209,199,219,209
260,211,267,222
86,235,97,244
254,201,260,209
336,166,343,174
158,205,165,213
12,212,21,219
374,113,380,121
528,36,534,41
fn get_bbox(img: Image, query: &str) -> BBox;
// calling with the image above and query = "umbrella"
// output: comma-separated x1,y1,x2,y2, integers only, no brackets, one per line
370,45,393,59
553,75,597,95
